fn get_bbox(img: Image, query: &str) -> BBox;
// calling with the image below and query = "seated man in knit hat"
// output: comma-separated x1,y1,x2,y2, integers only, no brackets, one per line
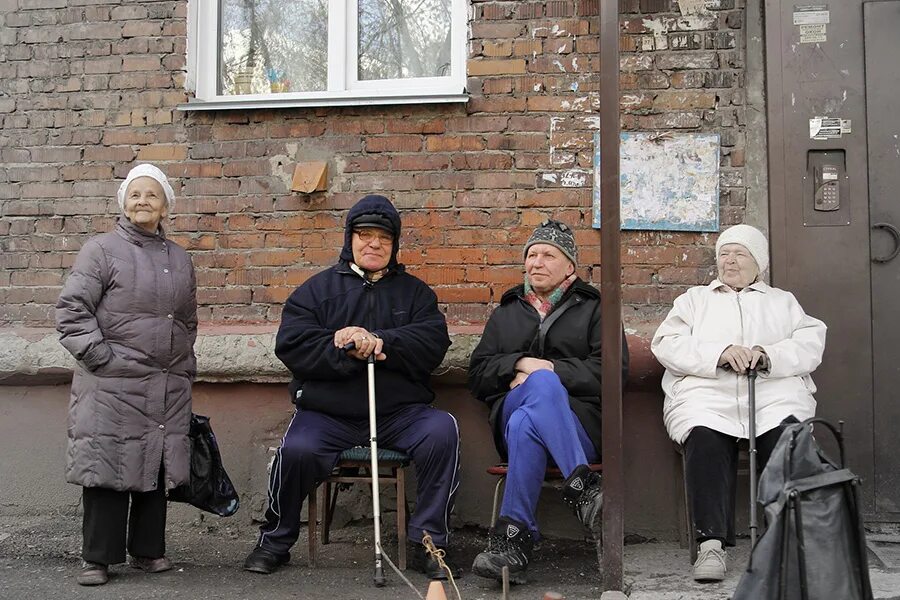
652,224,826,582
243,194,460,579
468,219,629,584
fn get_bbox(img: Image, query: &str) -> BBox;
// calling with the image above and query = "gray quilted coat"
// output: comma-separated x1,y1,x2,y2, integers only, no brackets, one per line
56,216,197,493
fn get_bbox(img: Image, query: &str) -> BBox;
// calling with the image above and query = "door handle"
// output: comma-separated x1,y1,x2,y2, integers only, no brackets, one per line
872,222,900,263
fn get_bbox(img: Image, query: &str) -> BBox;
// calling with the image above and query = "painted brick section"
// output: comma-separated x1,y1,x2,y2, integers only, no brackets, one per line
0,0,747,330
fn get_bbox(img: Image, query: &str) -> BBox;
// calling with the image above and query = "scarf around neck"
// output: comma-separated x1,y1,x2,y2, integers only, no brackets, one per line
523,273,576,321
350,262,388,283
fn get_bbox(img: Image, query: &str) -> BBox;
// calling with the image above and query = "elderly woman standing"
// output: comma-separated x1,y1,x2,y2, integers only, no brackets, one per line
56,164,197,586
651,224,826,582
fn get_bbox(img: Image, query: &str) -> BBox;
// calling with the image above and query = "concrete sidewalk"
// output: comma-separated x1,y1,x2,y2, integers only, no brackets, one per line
1,513,897,599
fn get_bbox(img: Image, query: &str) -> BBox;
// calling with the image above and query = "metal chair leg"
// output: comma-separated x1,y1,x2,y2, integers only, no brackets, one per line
490,475,506,528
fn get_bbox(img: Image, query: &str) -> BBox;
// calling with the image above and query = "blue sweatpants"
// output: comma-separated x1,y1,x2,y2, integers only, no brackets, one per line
257,404,460,554
499,370,598,537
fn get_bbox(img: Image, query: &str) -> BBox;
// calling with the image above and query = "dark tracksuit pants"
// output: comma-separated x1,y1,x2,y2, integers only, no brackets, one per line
81,466,167,565
256,404,461,555
684,419,795,546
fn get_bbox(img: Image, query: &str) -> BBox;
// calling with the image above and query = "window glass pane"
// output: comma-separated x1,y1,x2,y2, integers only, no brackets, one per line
220,0,328,95
358,0,452,81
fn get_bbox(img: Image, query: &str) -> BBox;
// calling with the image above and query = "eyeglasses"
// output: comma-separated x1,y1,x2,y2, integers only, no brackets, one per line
353,229,394,244
540,219,571,232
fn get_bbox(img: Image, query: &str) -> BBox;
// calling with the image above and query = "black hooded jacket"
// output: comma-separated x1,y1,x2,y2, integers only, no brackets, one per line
468,279,629,458
275,195,451,419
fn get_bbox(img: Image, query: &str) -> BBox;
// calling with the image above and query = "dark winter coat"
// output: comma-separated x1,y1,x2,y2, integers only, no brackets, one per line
468,279,629,458
275,196,450,419
56,216,197,493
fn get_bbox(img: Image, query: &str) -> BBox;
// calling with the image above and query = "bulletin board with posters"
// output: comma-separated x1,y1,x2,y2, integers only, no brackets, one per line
592,132,721,232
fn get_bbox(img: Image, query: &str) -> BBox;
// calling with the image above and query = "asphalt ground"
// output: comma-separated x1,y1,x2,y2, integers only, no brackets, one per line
1,513,898,599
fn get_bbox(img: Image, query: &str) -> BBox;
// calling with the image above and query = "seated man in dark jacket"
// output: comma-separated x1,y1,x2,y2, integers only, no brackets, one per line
243,194,458,578
468,219,628,584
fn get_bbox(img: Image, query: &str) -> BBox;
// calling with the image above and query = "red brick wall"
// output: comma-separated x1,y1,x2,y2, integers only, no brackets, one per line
0,0,746,329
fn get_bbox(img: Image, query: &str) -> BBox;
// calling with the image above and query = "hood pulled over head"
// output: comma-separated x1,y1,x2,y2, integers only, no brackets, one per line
339,194,402,268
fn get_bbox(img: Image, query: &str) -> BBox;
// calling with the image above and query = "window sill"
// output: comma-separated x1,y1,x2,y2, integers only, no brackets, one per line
177,92,469,112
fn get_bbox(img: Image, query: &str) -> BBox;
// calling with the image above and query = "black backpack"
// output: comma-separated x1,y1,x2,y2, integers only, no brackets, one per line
733,418,873,600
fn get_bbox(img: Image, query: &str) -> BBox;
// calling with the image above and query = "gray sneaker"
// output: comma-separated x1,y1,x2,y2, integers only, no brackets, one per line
692,544,727,582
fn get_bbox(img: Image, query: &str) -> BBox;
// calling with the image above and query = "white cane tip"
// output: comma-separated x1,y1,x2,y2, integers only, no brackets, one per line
425,580,448,600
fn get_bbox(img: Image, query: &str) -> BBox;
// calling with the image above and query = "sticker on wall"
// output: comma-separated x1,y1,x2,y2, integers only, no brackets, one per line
809,117,851,140
793,5,830,25
592,132,720,232
799,23,827,43
794,4,829,43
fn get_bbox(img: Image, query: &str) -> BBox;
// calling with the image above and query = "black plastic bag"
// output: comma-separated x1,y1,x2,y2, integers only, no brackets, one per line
168,414,240,517
733,418,873,600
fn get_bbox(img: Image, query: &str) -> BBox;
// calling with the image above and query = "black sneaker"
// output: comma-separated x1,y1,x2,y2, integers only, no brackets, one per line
242,546,290,574
562,464,603,532
409,543,462,580
471,516,534,584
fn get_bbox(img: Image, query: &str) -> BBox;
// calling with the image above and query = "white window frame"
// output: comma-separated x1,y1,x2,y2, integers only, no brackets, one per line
182,0,469,111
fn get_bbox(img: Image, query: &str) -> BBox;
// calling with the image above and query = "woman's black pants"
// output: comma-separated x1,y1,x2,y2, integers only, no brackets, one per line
684,420,794,546
81,469,167,565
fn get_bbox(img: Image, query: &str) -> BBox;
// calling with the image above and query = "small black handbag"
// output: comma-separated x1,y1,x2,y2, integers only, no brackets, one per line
168,414,240,517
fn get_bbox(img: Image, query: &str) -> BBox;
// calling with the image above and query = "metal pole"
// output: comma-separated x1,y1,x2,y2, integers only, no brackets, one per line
599,0,623,591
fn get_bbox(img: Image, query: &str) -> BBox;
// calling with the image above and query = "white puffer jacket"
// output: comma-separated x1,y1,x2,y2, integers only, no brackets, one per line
651,280,826,444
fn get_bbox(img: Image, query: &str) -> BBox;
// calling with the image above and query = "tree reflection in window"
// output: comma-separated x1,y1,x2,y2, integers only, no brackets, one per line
358,0,452,80
220,0,328,95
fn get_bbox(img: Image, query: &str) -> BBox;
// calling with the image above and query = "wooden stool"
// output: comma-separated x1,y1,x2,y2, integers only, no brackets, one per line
486,463,603,526
307,447,411,569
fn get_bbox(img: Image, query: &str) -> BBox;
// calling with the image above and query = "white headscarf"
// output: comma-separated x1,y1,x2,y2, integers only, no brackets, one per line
715,224,769,273
116,164,176,212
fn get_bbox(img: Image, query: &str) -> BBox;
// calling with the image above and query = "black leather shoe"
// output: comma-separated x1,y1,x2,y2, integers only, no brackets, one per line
410,543,463,581
242,547,290,574
77,561,108,586
129,555,173,573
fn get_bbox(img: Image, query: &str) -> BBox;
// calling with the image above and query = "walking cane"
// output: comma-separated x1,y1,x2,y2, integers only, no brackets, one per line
748,365,759,550
345,342,387,587
747,353,769,553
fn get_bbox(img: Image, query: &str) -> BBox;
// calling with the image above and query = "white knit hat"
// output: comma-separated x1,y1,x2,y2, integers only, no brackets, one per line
715,224,769,273
117,164,176,212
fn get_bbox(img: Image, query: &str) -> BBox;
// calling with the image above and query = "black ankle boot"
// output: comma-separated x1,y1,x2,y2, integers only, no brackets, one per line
410,542,462,580
471,516,534,584
562,464,603,532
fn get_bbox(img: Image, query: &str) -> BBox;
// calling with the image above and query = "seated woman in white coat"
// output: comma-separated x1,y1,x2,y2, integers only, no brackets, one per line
651,224,826,582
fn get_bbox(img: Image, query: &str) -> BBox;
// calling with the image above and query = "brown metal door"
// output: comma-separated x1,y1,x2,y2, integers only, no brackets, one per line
766,0,877,513
865,0,900,514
